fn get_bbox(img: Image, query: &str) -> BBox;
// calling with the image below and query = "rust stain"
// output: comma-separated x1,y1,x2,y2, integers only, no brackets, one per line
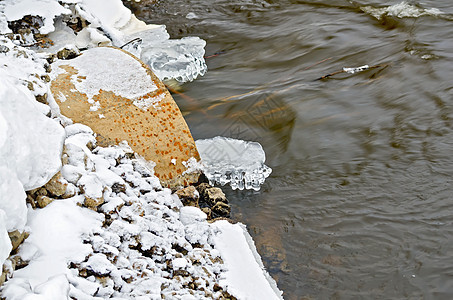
50,47,201,188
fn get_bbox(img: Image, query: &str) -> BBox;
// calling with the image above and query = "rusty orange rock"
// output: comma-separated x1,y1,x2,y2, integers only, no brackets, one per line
50,47,200,188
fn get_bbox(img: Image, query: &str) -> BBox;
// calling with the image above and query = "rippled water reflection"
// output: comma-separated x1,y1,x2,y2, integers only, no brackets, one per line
127,0,453,298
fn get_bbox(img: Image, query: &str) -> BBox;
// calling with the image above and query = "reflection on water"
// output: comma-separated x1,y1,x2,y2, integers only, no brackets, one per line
127,0,453,298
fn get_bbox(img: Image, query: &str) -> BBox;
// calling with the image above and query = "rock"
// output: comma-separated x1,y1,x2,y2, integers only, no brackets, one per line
44,172,68,197
200,207,212,219
36,195,55,208
84,196,104,209
111,182,126,194
50,47,201,188
0,45,9,53
57,47,79,60
10,255,29,270
8,230,29,251
203,187,228,207
211,202,231,218
35,93,48,104
61,183,77,199
175,186,199,207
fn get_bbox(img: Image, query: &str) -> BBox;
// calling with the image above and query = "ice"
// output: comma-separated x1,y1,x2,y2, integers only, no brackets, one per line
212,220,283,300
1,0,70,34
140,36,207,83
196,137,272,191
76,0,207,82
361,1,443,20
343,65,369,74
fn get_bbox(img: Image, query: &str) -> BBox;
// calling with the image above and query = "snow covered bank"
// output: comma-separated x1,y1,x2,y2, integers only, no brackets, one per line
0,37,65,269
2,126,283,299
0,0,207,83
0,1,282,298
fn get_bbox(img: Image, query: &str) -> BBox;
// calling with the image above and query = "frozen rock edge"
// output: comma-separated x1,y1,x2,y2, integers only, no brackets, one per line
196,137,272,191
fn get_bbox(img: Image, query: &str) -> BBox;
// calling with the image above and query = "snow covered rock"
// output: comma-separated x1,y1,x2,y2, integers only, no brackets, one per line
50,47,201,188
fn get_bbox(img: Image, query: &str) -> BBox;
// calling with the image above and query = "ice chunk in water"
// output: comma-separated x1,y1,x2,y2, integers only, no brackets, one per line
196,137,272,191
127,25,207,83
140,35,207,83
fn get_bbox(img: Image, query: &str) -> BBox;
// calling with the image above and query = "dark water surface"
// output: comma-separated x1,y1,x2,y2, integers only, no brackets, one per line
126,1,453,298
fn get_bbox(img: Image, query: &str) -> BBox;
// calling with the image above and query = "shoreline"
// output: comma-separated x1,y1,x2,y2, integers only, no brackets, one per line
0,0,282,299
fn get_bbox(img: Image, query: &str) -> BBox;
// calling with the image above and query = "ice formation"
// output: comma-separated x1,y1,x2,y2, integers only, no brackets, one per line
361,1,443,20
196,137,272,191
77,0,207,83
0,0,207,83
343,65,369,74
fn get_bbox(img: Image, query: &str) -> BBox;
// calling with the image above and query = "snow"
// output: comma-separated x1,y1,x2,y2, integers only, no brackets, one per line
0,1,282,299
0,39,65,267
212,220,283,300
51,47,159,108
1,199,102,299
2,0,71,34
196,137,272,191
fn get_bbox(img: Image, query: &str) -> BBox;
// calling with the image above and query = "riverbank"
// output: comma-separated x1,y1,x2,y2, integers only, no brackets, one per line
0,0,282,299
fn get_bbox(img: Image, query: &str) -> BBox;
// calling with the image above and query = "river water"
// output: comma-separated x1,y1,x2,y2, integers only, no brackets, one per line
126,1,453,298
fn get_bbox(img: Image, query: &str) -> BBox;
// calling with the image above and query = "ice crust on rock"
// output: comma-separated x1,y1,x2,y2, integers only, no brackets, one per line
0,0,208,83
75,0,207,83
196,137,272,191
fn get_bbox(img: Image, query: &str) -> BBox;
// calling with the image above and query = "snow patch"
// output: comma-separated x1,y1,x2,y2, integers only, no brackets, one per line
52,47,158,107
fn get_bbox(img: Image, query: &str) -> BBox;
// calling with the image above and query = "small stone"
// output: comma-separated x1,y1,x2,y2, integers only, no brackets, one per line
111,183,126,194
204,187,228,207
41,74,50,82
27,81,34,91
10,255,29,270
0,45,9,53
61,183,77,199
57,47,79,60
175,186,199,207
8,230,29,251
200,207,212,219
211,202,231,218
37,195,55,208
213,283,222,292
84,196,104,209
44,172,68,197
35,93,48,104
36,187,48,197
